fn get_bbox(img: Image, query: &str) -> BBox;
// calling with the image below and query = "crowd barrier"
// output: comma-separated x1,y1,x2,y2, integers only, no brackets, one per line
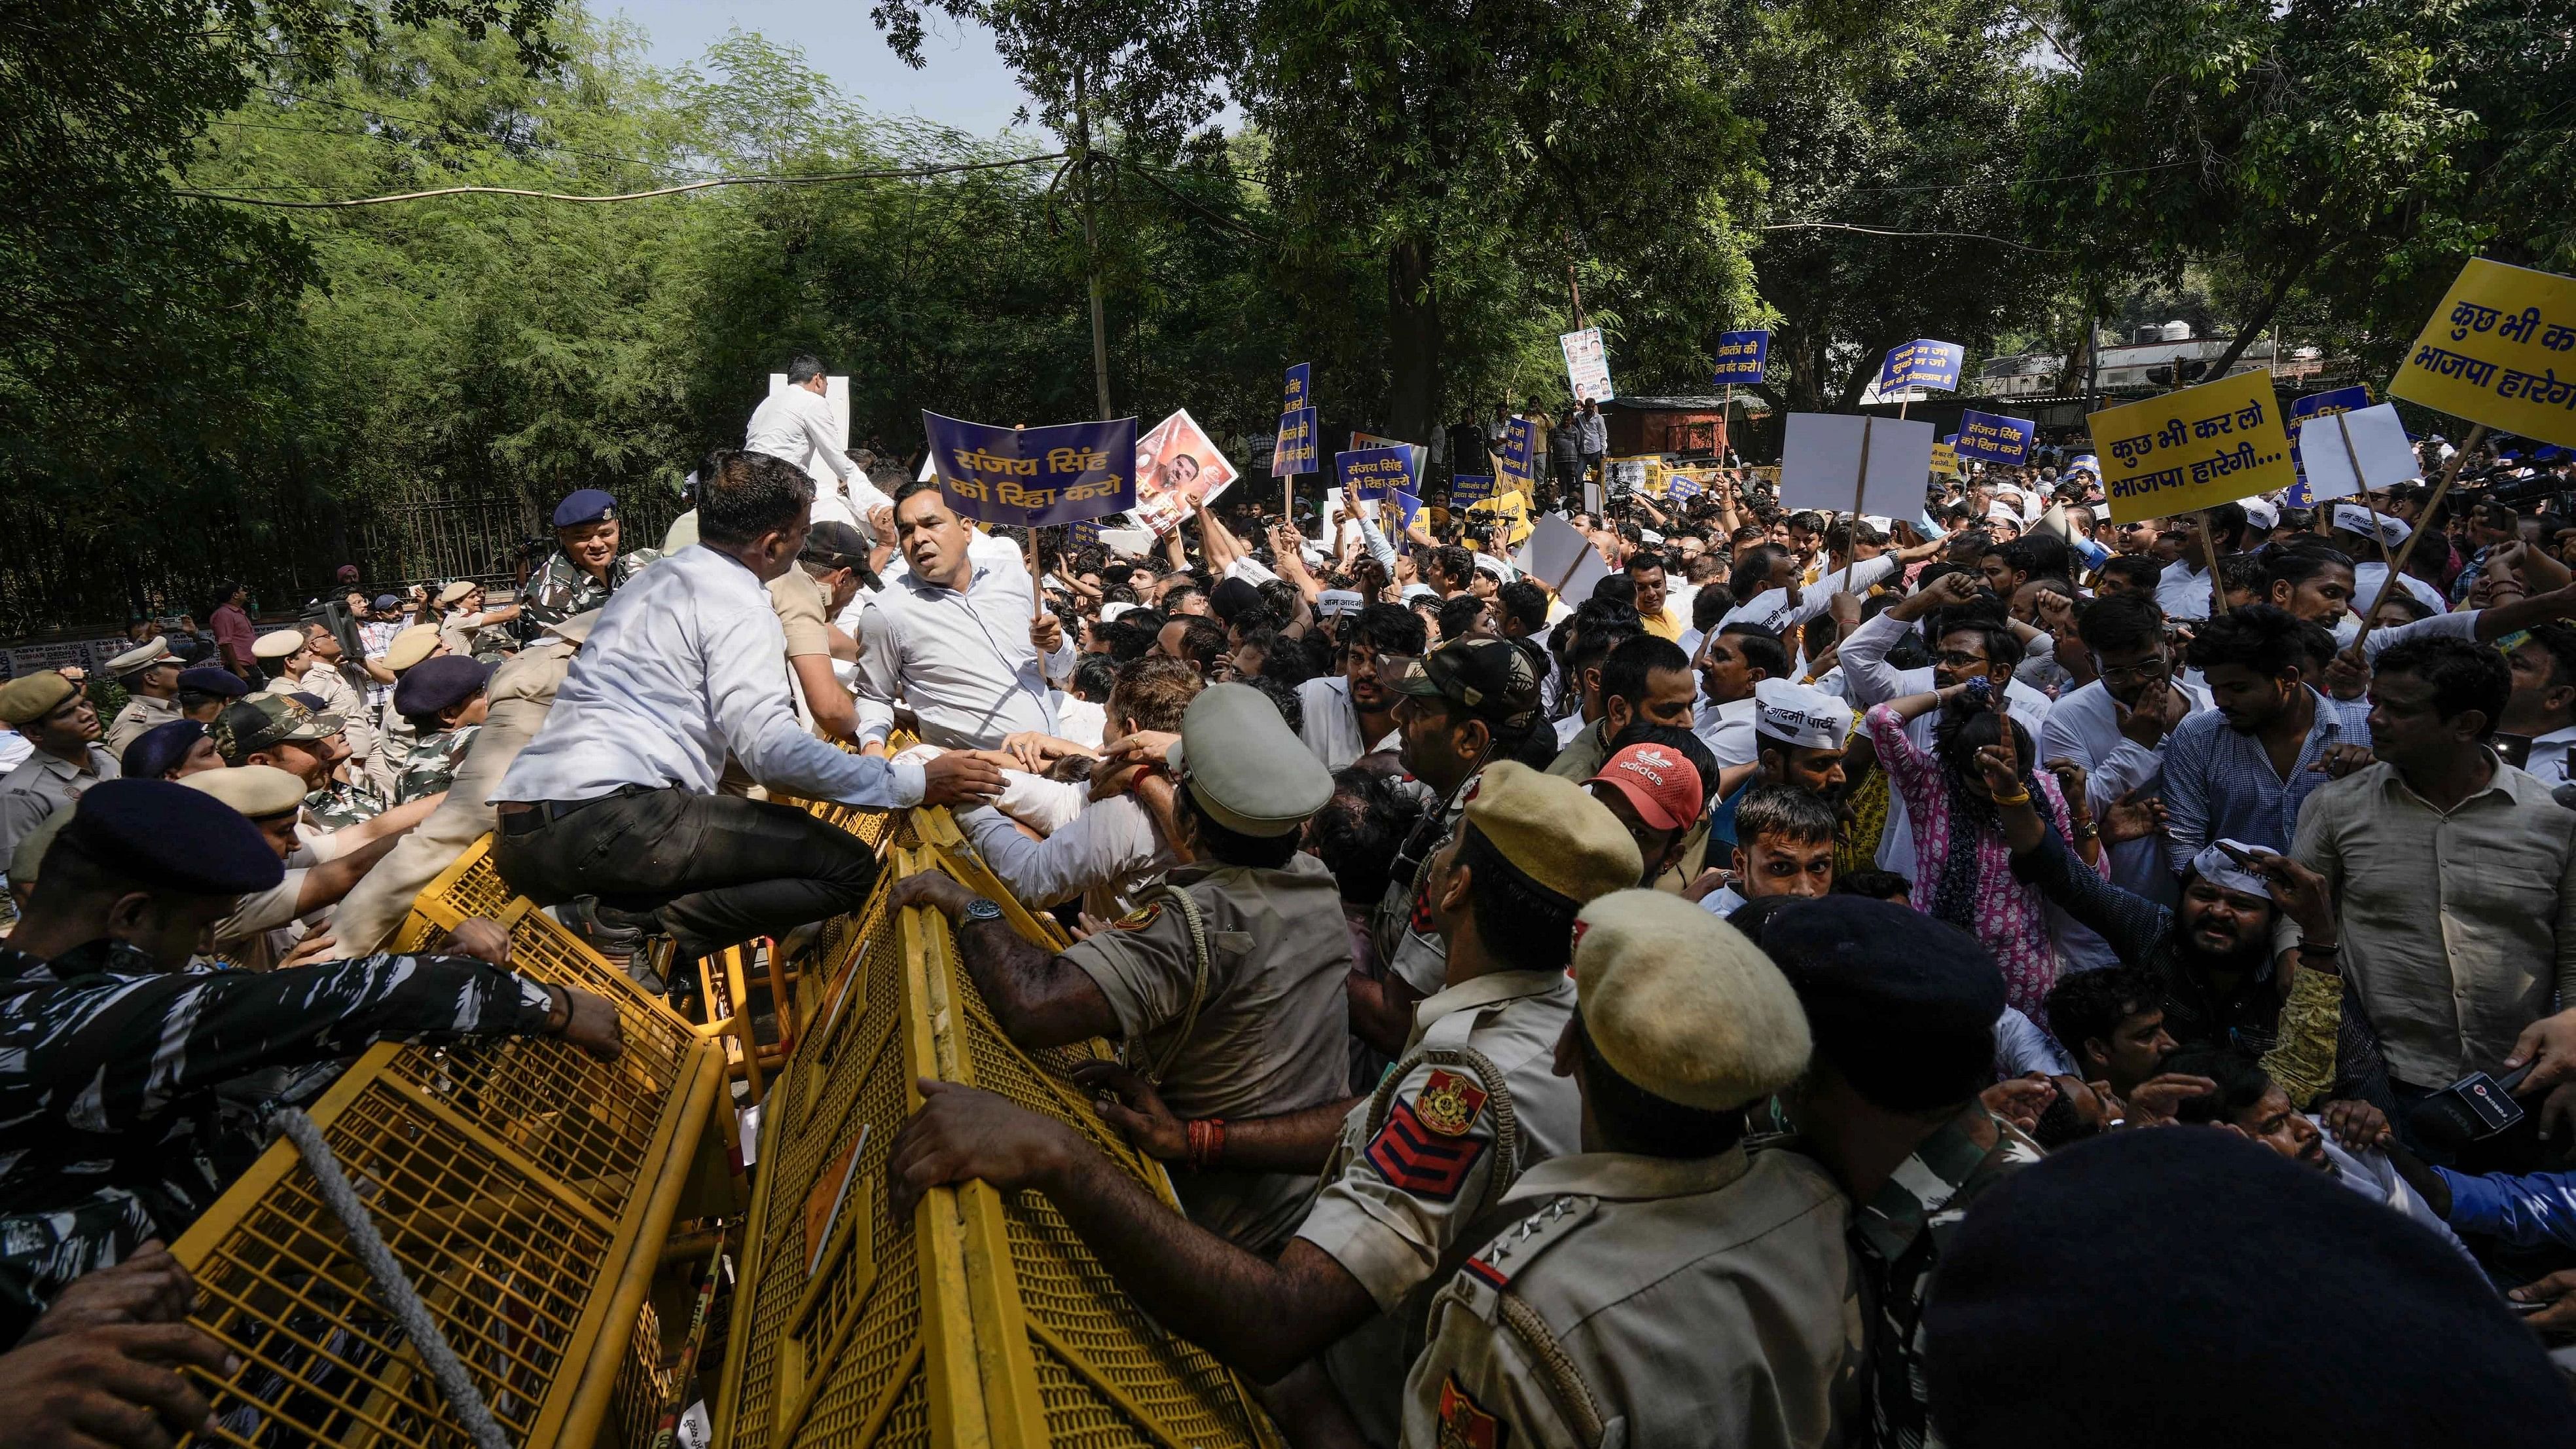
170,841,736,1447
714,804,1281,1449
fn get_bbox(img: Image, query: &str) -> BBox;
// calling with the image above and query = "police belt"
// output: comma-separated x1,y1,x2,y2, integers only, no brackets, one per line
496,782,659,835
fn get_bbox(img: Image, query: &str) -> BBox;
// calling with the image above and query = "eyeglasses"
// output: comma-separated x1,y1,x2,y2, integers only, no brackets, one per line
1931,651,1991,669
2101,657,2173,684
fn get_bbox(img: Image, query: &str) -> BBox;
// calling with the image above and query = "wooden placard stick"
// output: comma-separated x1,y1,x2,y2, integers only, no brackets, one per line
2351,422,2488,653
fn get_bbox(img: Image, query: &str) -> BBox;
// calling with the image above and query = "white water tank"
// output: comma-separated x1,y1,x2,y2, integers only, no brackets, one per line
2158,320,2194,341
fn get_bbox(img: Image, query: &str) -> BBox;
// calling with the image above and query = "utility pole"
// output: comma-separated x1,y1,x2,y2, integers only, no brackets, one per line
1074,68,1112,420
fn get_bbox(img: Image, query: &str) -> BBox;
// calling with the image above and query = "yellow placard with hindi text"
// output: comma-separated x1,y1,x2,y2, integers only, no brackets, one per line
2087,369,2298,524
2388,258,2576,451
1931,441,1959,477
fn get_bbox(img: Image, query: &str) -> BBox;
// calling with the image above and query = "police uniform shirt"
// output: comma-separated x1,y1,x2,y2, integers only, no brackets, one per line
1371,775,1474,997
1296,967,1584,1446
103,693,181,758
0,746,120,866
367,706,417,801
519,548,655,636
1400,1146,1860,1449
298,659,375,765
1059,851,1354,1252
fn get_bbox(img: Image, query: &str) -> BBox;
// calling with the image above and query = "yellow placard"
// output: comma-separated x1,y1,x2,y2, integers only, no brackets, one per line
2088,369,2298,524
2388,258,2576,450
1931,441,1959,477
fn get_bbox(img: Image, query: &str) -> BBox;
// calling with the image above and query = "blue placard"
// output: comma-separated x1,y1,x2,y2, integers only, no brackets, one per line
1272,406,1318,477
1283,362,1311,413
1877,339,1965,395
1390,488,1424,532
1711,330,1771,385
1067,519,1104,548
1953,408,2035,465
1335,445,1417,502
1449,473,1496,507
1500,417,1537,487
2286,385,2374,481
921,411,1138,526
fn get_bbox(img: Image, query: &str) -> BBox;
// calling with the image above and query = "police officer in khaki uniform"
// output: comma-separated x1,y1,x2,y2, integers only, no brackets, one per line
1401,890,1857,1449
185,765,397,971
365,625,446,800
247,629,307,696
101,640,183,758
0,672,119,869
885,759,1642,1446
890,681,1354,1253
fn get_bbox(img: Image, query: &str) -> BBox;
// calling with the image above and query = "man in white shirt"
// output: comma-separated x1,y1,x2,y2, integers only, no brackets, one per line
2154,503,2249,621
854,481,1076,750
1294,601,1422,770
744,355,894,529
492,450,1003,968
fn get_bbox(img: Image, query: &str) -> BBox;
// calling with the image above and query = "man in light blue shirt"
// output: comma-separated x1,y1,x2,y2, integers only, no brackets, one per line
492,450,1003,970
2160,603,2369,874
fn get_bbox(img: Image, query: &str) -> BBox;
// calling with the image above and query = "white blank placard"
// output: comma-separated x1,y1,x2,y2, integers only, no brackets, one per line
2298,403,2416,505
1780,414,1937,521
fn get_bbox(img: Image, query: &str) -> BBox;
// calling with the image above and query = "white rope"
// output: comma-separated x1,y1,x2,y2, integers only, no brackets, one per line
272,1107,513,1449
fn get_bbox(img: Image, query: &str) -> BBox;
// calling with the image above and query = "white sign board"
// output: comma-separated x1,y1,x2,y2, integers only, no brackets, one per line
1779,414,1937,522
1515,515,1612,602
2295,403,2417,507
1561,327,1615,403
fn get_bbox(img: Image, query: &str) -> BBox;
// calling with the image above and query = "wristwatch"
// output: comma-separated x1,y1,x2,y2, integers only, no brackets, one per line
962,897,1005,926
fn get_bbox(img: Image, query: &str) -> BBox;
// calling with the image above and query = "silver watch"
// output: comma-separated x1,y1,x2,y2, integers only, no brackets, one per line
962,897,1005,925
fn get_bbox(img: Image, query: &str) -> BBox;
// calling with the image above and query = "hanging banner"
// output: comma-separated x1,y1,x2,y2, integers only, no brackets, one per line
1711,330,1771,386
921,411,1139,528
2088,369,2297,524
1272,406,1318,477
1561,327,1616,402
1334,446,1417,504
1449,473,1497,507
1130,409,1241,534
2389,258,2576,450
1282,362,1311,413
1876,339,1965,396
1953,409,2036,465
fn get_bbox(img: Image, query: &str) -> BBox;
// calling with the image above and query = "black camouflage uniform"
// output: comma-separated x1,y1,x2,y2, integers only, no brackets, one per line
0,936,558,1338
515,549,654,640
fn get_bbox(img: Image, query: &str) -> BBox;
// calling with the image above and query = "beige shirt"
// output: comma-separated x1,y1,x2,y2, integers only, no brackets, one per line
1061,853,1354,1252
1400,1146,1860,1449
333,640,576,955
0,746,118,868
767,568,833,658
103,693,181,758
2284,753,2576,1086
1297,968,1583,1446
293,660,374,769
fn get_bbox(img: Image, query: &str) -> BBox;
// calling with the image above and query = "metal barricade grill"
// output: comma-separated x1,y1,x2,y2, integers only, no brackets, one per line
173,839,730,1448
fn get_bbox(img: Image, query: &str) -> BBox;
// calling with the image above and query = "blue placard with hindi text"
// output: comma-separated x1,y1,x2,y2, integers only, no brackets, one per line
1711,330,1771,385
1283,362,1311,413
922,411,1138,526
1877,339,1965,395
1449,473,1496,507
1390,488,1424,532
1953,408,2035,465
1273,406,1318,476
1500,417,1537,488
1335,445,1416,502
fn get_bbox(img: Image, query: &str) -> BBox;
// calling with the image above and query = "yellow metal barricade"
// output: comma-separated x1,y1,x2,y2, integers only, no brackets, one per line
172,838,733,1448
714,837,1279,1449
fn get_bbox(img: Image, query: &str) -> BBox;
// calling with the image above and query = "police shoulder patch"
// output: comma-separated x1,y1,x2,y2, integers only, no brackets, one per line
1437,1372,1506,1449
1113,901,1162,931
1413,1068,1489,1137
1364,1099,1489,1201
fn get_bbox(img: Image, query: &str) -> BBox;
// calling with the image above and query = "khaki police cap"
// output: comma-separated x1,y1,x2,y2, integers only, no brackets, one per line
9,802,74,883
1572,889,1811,1112
0,672,77,726
1167,682,1332,837
253,628,309,661
106,638,173,676
182,763,308,819
1461,760,1641,906
384,625,444,672
437,579,479,606
543,609,603,646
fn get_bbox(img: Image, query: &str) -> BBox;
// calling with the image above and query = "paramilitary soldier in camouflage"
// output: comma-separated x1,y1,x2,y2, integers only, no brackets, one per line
883,761,1643,1444
0,778,625,1338
390,655,491,805
1402,890,1857,1449
209,691,385,830
516,487,657,638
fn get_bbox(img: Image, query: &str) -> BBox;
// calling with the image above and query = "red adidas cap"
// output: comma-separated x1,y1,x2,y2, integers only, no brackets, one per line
1585,743,1704,834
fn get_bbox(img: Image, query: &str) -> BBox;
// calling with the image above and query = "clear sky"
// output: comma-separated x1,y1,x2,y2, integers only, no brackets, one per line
606,0,1043,137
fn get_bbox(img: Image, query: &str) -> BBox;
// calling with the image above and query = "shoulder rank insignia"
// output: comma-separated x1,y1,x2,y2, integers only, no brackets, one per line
1366,1091,1489,1201
1113,901,1162,930
1436,1373,1506,1449
1414,1068,1488,1136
